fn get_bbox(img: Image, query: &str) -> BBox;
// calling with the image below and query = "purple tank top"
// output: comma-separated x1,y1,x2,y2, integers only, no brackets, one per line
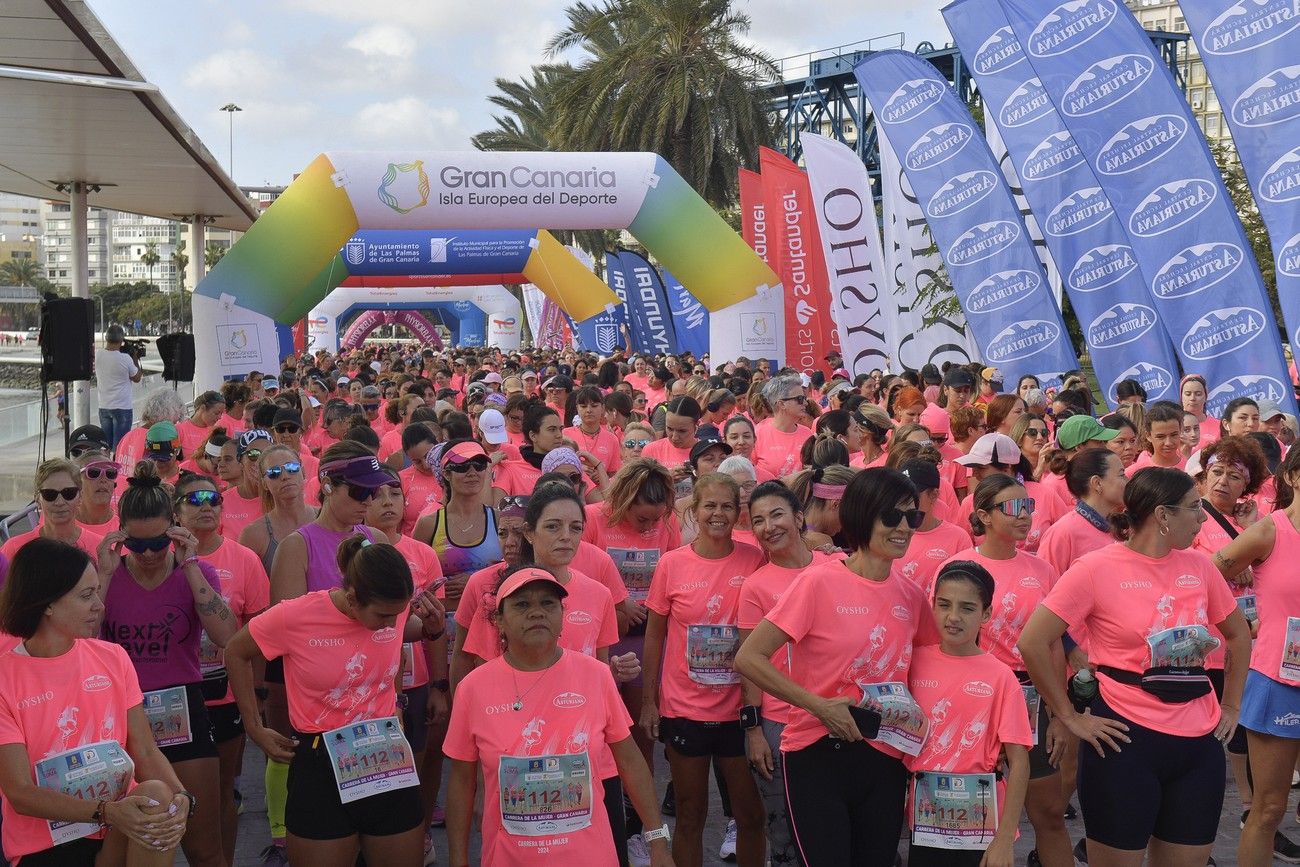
299,523,373,592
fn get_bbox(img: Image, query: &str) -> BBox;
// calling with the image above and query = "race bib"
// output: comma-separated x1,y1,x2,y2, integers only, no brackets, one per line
323,716,419,804
35,741,134,845
911,772,998,850
1282,617,1300,683
608,548,660,603
1147,625,1219,669
1236,595,1258,623
198,630,224,676
859,682,928,756
143,686,192,748
498,752,593,836
686,624,741,685
1022,684,1041,748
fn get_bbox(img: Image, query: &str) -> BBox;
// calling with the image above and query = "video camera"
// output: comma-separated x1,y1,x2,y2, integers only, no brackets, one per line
120,339,147,361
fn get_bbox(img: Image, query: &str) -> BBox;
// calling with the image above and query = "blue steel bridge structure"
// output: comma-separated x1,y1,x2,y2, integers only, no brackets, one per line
761,30,1191,195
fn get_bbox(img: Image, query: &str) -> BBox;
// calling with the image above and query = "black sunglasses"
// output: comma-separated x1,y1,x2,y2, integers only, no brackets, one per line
446,457,490,474
124,533,171,553
881,507,925,530
38,487,79,502
274,424,301,435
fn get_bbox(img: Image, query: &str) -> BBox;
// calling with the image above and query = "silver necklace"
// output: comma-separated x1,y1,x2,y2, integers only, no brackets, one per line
508,650,562,711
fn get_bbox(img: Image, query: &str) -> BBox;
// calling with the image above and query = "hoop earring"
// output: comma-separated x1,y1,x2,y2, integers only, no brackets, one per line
1158,522,1169,537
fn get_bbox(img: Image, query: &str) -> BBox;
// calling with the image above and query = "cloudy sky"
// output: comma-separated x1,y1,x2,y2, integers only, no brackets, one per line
92,0,947,186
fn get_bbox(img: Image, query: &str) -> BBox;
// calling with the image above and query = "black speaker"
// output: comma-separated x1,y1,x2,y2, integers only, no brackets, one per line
39,296,94,382
157,332,196,382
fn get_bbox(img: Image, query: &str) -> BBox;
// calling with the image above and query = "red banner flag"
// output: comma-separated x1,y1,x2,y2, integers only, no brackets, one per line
758,148,839,375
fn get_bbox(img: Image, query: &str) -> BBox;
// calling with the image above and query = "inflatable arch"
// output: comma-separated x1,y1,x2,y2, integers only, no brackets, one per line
307,285,522,354
193,151,779,384
340,309,444,350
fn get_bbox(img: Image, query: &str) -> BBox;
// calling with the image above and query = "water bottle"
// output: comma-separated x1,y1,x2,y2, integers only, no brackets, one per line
1072,668,1098,706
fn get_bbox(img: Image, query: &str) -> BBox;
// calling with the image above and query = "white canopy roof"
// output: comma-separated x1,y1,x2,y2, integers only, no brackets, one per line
0,0,257,230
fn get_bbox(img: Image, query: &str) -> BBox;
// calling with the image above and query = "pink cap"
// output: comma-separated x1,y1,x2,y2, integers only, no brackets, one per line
920,402,951,435
483,372,503,385
496,567,568,602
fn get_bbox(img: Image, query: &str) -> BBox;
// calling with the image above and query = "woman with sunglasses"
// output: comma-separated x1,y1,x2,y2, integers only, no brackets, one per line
753,376,813,480
364,468,451,864
415,440,502,613
0,539,190,867
738,481,833,867
75,451,122,534
1020,468,1250,866
236,440,312,577
943,474,1072,867
176,471,271,866
620,421,654,465
2,459,105,567
226,536,437,866
95,461,235,867
735,468,937,866
641,473,765,867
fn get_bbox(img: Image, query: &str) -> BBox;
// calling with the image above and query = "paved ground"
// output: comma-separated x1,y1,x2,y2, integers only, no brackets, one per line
179,743,1293,866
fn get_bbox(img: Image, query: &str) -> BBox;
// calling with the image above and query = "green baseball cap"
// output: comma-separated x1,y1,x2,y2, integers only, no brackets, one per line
145,421,180,461
1056,415,1117,451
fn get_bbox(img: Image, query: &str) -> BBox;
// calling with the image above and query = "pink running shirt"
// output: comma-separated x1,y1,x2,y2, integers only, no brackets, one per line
197,538,270,706
894,521,973,598
463,569,618,662
1246,510,1300,685
752,421,812,479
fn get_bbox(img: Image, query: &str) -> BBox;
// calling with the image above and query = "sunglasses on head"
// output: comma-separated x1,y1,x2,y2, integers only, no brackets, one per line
498,495,530,511
182,489,222,508
264,461,302,479
274,424,301,435
992,497,1035,517
38,486,79,502
82,463,120,481
881,506,925,529
242,448,263,462
124,533,171,553
445,457,490,474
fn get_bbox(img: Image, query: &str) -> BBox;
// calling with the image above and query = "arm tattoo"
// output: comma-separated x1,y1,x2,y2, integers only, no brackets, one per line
197,590,231,620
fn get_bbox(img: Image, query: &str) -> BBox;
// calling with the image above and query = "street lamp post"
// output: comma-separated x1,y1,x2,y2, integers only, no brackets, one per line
220,103,242,179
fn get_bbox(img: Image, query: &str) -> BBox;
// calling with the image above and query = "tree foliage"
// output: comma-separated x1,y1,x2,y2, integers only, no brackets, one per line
1210,143,1281,335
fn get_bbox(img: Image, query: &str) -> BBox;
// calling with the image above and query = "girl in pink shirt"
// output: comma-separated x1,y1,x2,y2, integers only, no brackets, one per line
1037,450,1126,578
1211,447,1300,864
1,459,105,571
212,438,261,540
737,481,830,867
564,386,623,478
892,458,973,598
642,473,766,867
226,535,444,866
444,567,672,867
1018,467,1251,862
0,539,191,865
735,467,938,867
905,561,1032,867
947,473,1069,865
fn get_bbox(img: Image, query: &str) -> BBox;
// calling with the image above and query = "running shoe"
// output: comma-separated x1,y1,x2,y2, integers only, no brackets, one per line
719,819,737,861
661,784,675,818
259,843,290,867
1026,848,1042,867
1292,769,1299,789
1275,830,1300,864
627,833,651,867
234,787,244,815
1073,837,1088,864
429,803,446,827
424,828,439,865
1064,801,1077,820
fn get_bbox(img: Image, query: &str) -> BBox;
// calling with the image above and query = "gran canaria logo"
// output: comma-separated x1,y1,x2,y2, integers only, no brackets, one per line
377,160,431,214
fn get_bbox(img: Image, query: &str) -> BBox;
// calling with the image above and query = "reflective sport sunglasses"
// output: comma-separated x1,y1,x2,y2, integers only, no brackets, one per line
38,487,79,502
445,457,490,474
81,462,120,481
124,533,171,553
242,448,263,463
498,495,530,511
182,490,223,508
264,461,302,479
993,497,1035,517
624,438,650,449
881,507,925,529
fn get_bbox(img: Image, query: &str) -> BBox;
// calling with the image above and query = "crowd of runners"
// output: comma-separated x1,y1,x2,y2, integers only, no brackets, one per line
0,343,1295,867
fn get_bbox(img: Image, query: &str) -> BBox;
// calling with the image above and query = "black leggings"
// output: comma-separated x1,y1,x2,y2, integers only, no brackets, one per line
603,776,628,867
784,737,907,866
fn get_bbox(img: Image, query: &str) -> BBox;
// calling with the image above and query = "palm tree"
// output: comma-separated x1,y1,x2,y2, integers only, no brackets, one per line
544,0,778,210
204,242,228,270
0,258,42,286
140,239,160,288
172,241,189,330
472,64,572,152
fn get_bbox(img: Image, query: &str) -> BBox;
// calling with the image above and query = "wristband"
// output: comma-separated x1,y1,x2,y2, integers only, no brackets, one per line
181,556,201,568
740,705,762,730
92,798,109,828
431,679,450,692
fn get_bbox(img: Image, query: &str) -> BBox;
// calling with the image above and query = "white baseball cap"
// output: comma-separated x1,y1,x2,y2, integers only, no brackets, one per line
478,408,508,445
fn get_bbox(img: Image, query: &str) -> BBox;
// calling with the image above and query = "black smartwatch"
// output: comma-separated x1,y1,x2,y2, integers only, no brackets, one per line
176,790,198,818
431,678,451,692
740,705,762,730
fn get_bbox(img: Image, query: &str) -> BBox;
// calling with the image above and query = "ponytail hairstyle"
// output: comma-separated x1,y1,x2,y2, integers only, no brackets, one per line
934,560,995,611
118,461,173,524
789,463,857,513
884,438,944,471
336,534,414,607
968,472,1022,538
1272,438,1300,510
799,434,850,470
1065,448,1119,500
1109,466,1195,541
